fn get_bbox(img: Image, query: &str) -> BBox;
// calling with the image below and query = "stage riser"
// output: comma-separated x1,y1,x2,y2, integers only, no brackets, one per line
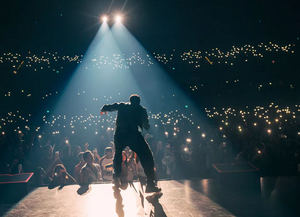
212,163,260,188
0,173,34,203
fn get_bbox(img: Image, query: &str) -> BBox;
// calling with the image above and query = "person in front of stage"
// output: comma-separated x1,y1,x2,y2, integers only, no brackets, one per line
99,147,114,181
48,163,76,189
74,152,85,182
79,150,102,186
101,94,161,193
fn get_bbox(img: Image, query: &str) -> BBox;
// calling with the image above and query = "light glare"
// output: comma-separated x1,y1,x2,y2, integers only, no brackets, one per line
102,15,108,23
115,15,122,23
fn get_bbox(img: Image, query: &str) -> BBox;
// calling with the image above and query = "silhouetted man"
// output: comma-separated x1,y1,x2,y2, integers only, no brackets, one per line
101,94,161,192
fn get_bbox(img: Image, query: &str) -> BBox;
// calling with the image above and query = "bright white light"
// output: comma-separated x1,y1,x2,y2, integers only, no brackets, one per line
115,14,123,23
102,15,108,23
186,138,191,143
65,139,69,144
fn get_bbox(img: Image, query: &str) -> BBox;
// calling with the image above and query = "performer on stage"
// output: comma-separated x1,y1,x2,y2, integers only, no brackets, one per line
101,94,161,193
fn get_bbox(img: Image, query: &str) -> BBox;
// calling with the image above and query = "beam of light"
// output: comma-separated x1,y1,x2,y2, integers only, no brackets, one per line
40,20,145,149
51,21,142,115
109,24,223,173
110,23,210,119
111,23,184,111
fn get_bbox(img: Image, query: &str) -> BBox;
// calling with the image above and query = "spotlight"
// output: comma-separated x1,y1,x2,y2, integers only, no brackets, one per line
115,14,123,23
101,15,108,23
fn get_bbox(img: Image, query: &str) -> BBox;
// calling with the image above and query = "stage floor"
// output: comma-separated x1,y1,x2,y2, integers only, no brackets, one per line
2,177,300,217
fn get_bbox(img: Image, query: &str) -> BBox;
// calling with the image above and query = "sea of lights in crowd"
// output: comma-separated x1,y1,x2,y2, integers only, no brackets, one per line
1,95,299,176
0,41,299,177
0,42,295,73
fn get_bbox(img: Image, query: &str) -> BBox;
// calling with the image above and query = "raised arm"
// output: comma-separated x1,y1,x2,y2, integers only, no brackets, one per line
101,103,122,112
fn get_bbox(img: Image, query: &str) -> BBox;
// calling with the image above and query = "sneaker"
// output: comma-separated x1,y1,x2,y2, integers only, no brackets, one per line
145,184,161,193
146,191,163,203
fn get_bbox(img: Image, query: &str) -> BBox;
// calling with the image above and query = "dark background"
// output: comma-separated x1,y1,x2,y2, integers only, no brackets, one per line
0,0,299,52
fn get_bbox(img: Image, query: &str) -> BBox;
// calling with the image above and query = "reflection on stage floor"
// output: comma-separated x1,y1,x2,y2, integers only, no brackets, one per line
2,177,300,217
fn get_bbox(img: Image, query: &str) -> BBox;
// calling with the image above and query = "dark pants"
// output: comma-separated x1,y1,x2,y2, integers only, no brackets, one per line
113,131,156,184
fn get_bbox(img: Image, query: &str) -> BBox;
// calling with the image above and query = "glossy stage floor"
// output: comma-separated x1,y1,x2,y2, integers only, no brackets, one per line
1,177,300,217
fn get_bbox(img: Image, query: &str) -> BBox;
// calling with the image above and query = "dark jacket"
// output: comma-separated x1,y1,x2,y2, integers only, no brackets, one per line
101,103,150,133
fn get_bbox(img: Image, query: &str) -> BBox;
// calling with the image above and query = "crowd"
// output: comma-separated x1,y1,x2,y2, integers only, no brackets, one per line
0,99,299,182
0,41,299,184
